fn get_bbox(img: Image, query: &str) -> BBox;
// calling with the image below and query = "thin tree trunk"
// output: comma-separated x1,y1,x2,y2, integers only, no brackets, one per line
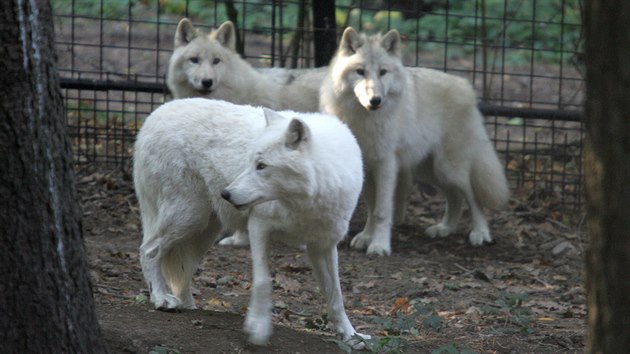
312,0,337,67
583,0,630,352
0,0,107,352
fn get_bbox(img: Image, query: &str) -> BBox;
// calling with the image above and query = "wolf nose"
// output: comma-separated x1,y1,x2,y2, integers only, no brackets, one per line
220,189,231,201
202,79,213,89
369,96,382,108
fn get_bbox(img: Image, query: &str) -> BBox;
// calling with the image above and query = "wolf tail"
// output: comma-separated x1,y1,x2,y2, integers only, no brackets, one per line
470,138,510,210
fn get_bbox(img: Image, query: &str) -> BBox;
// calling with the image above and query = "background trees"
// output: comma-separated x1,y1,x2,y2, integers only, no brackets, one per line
583,0,630,352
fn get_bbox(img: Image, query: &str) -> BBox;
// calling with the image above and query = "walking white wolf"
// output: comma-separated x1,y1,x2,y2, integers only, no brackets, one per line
167,18,326,112
133,98,368,346
320,27,510,256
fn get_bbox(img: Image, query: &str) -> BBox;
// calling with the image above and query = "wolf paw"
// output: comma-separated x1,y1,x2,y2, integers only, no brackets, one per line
350,232,371,251
469,229,491,246
244,312,272,346
425,223,456,238
366,242,391,257
344,333,371,350
152,293,182,311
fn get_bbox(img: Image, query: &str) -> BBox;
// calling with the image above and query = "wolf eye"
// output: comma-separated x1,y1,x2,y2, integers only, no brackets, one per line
379,69,387,76
189,57,199,64
212,57,221,65
256,162,267,170
356,68,365,76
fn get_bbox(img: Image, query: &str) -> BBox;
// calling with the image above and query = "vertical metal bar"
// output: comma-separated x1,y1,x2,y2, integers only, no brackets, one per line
271,0,276,66
558,0,566,109
312,0,336,67
499,0,508,106
443,0,449,72
472,0,478,87
156,0,161,80
414,0,420,66
70,0,75,74
280,0,284,67
528,0,536,108
99,0,104,79
127,0,132,81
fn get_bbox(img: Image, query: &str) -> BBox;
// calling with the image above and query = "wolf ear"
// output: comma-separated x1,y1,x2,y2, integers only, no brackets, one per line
339,27,364,55
285,119,310,150
212,21,236,51
263,107,286,126
381,29,402,57
174,18,197,48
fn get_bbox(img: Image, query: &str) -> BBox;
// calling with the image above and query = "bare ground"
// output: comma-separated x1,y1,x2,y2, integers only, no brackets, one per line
79,166,586,354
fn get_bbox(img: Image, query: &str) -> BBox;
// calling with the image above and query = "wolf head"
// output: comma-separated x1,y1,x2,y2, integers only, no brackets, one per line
167,19,236,96
330,27,406,111
222,108,315,210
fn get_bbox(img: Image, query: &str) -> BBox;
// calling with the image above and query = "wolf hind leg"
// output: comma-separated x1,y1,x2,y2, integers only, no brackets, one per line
163,218,221,309
461,185,492,246
140,237,182,310
140,200,218,310
393,168,413,226
425,187,464,238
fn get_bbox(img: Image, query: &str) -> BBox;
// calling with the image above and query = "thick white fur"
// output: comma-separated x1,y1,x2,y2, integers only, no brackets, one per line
167,19,326,112
133,98,368,347
167,19,327,247
320,28,510,256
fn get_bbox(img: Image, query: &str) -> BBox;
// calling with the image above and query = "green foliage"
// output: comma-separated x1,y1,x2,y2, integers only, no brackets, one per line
336,0,581,65
52,0,580,65
149,345,181,354
480,291,535,334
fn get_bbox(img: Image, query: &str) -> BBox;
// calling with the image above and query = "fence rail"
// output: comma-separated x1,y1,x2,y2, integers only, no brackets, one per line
54,0,585,210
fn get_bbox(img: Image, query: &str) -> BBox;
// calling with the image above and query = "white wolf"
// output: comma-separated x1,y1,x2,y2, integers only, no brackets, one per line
167,18,326,112
167,18,328,247
320,27,510,256
133,98,367,347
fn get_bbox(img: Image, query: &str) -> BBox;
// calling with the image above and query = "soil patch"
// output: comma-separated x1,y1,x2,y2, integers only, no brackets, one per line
80,166,585,353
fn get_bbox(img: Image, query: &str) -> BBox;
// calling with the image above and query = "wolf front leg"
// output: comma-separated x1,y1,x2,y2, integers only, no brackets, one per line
351,158,398,256
243,220,273,346
306,243,370,349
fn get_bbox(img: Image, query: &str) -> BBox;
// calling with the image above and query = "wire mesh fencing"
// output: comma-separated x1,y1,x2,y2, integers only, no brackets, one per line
53,0,584,210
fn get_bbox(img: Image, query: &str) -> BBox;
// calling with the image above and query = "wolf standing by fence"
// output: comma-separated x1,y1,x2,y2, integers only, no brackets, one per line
167,19,326,112
320,27,510,256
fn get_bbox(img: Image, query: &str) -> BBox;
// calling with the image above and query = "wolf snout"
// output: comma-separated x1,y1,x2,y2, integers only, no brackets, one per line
369,96,382,110
201,79,214,89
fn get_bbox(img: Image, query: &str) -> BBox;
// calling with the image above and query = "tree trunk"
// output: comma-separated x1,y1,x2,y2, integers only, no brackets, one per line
312,0,337,67
0,0,107,352
583,1,630,352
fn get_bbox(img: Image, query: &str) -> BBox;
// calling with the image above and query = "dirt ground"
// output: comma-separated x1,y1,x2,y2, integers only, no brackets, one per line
79,165,586,354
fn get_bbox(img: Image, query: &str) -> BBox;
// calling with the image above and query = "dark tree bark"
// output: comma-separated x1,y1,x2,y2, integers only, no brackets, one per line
312,0,337,67
0,0,107,352
583,1,630,352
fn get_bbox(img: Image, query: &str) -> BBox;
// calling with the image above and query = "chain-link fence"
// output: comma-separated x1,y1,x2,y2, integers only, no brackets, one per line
53,0,584,209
